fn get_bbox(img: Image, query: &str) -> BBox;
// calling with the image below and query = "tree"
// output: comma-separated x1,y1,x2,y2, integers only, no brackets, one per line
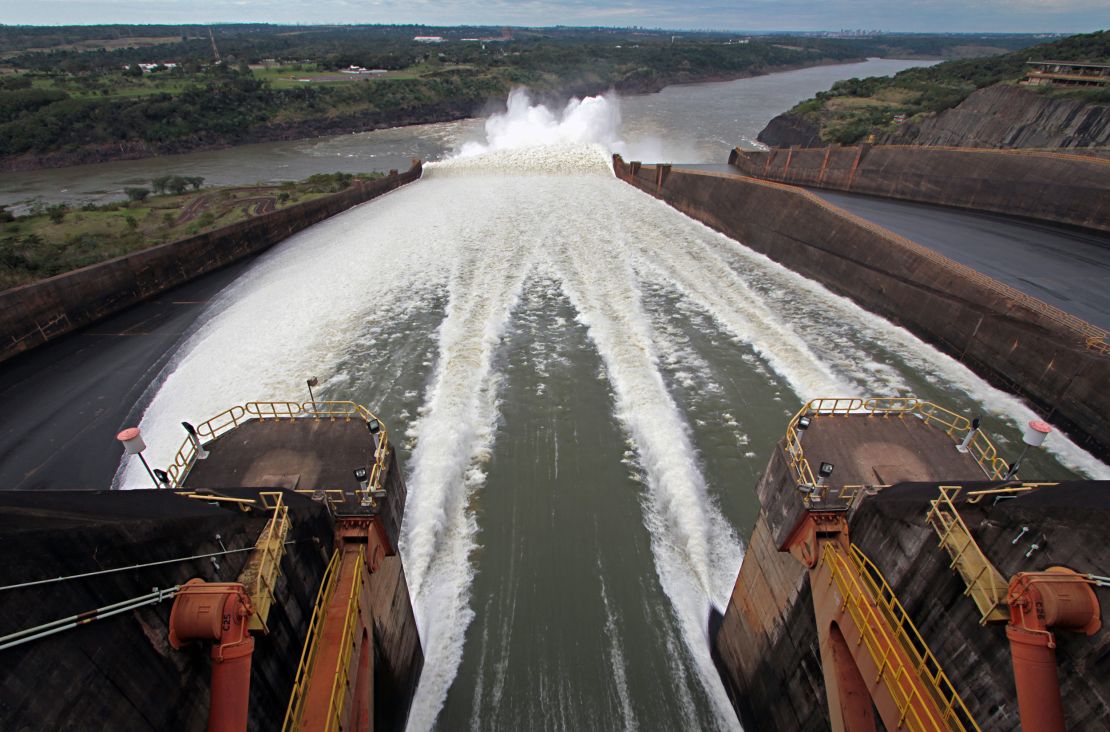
125,216,138,230
46,204,67,224
151,175,172,194
125,187,150,202
165,176,190,195
186,176,205,191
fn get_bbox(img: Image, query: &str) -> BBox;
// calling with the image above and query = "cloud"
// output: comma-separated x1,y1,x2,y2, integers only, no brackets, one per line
1,0,1106,32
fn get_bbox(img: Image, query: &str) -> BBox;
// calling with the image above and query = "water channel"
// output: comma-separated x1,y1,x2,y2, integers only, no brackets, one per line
96,58,1109,731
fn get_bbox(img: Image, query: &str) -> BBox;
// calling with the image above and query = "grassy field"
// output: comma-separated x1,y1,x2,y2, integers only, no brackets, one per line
0,172,379,290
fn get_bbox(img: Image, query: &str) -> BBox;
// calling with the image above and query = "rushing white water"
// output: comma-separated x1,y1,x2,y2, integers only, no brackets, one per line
116,90,1110,732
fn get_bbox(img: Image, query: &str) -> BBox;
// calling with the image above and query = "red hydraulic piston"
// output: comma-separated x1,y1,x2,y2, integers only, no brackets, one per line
170,579,256,732
1006,567,1101,732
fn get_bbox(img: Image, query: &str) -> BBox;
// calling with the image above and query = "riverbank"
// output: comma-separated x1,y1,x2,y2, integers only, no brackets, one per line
0,56,887,174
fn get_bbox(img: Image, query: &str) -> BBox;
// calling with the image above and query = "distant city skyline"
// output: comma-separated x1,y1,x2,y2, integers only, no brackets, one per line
1,0,1107,34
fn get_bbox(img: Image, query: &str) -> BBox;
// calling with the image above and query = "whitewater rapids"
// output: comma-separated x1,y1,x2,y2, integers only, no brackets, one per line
117,90,1109,731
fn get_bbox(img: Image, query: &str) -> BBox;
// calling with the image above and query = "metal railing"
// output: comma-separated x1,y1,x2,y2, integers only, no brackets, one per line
243,492,292,633
825,542,980,731
784,397,1008,503
964,482,1059,504
324,548,366,731
280,547,365,732
925,486,1009,624
1087,335,1110,355
283,548,342,731
165,401,391,508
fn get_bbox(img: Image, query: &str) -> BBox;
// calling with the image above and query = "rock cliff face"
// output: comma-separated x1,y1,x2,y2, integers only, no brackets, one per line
756,113,823,148
882,84,1110,148
757,83,1110,150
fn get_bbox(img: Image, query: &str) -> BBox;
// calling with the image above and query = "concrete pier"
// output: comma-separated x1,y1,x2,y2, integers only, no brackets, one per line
710,402,1110,730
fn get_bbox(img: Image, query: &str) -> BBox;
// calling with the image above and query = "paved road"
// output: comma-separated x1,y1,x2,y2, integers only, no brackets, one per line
0,262,251,491
808,189,1110,331
676,164,1110,331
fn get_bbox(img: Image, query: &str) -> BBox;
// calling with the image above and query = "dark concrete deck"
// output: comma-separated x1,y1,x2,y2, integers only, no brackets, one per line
184,417,377,497
800,413,988,487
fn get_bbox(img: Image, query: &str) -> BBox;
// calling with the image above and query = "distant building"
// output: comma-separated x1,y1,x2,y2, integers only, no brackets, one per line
413,36,445,43
1024,60,1110,87
126,62,179,73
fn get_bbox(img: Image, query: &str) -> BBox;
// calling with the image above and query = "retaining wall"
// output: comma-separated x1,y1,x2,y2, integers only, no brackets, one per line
713,443,1110,729
613,156,1110,461
728,145,1110,233
0,163,422,363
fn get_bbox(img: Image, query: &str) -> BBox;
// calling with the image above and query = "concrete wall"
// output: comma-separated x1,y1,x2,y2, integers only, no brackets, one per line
613,156,1110,462
372,450,424,732
710,446,827,730
712,444,1110,730
0,163,422,363
0,489,334,731
728,145,1110,233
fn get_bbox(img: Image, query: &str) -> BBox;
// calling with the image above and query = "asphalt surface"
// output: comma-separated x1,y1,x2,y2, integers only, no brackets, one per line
674,164,1110,331
0,262,251,491
808,189,1110,331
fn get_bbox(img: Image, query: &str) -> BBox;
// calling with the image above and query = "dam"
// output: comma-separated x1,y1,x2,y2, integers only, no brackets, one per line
2,85,1109,730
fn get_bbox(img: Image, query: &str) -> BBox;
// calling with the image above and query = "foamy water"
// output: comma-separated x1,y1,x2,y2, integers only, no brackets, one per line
117,91,1110,732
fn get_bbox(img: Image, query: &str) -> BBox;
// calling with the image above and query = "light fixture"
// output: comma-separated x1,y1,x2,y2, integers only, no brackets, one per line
182,421,209,459
353,467,370,492
798,415,812,430
367,419,381,435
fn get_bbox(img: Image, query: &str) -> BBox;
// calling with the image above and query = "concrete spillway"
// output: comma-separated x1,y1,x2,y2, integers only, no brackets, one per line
2,94,1109,731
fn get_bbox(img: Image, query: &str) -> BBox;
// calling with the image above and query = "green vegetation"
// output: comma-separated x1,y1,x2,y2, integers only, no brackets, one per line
0,24,1047,161
0,171,382,289
781,30,1110,144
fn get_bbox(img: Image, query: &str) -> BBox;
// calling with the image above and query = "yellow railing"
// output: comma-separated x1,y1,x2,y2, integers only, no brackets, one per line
283,548,342,731
1087,335,1110,355
925,487,1009,624
964,482,1058,504
826,542,980,732
244,492,292,633
324,548,366,731
784,397,1008,502
164,401,391,506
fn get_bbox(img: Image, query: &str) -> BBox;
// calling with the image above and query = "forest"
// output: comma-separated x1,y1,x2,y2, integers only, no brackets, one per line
0,24,1046,162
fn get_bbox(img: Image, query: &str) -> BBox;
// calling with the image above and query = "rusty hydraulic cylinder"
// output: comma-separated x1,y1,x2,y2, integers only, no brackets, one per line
170,580,256,732
1006,567,1101,732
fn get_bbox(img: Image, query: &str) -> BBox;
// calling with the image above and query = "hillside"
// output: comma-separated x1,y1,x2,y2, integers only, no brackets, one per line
0,25,1043,170
757,30,1110,148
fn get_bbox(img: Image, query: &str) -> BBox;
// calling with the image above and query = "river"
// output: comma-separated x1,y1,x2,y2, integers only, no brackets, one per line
110,59,1109,731
1,58,932,211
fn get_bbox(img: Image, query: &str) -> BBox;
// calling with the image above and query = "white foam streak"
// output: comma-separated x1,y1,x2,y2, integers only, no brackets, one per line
114,192,435,490
543,204,743,729
401,195,536,732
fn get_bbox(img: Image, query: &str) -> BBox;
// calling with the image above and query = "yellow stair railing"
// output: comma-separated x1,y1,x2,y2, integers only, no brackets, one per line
825,542,981,731
283,548,342,731
238,491,292,634
281,546,367,732
925,486,1009,624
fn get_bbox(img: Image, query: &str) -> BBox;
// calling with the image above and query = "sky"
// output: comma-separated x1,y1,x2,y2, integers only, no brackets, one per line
1,0,1107,34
